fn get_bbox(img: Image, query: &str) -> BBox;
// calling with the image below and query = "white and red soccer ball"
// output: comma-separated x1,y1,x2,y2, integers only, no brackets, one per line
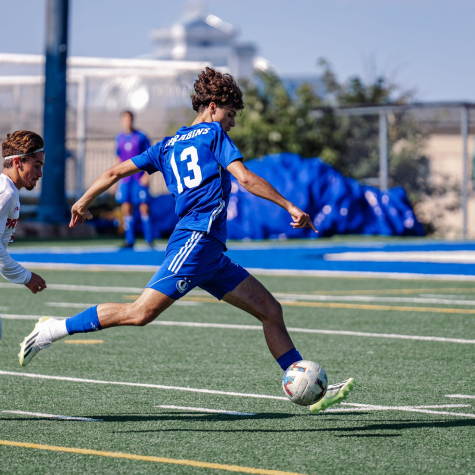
282,360,328,406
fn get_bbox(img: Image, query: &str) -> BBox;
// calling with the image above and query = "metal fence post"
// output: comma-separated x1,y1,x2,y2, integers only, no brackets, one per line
38,0,69,223
76,76,88,198
379,112,388,192
461,105,469,240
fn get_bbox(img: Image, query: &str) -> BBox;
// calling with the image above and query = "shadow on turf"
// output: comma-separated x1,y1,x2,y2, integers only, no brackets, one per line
3,414,475,435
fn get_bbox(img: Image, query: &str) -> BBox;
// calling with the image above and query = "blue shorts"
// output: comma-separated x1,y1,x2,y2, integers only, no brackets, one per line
147,229,249,300
116,180,150,206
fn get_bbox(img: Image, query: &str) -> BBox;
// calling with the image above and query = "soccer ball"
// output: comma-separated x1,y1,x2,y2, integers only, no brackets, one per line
282,360,328,406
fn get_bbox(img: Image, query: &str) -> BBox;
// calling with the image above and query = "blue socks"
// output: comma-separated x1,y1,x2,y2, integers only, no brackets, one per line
277,348,303,371
123,215,135,246
140,214,153,245
66,306,102,335
124,214,153,245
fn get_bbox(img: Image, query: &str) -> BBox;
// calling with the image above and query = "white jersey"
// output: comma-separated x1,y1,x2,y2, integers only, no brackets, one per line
0,173,31,284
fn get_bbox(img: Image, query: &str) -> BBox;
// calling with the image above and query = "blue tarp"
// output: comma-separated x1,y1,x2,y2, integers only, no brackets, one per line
150,153,424,239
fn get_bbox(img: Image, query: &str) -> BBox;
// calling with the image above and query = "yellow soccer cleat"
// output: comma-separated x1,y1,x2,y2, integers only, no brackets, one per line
309,378,355,414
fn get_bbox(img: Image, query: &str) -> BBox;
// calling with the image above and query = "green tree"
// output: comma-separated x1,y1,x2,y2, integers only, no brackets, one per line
233,59,434,203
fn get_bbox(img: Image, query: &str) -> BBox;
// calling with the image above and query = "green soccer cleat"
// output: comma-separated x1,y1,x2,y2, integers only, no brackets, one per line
308,378,355,414
18,317,52,366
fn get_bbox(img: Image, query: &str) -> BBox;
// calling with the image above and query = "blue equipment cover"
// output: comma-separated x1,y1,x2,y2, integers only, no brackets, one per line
150,153,424,239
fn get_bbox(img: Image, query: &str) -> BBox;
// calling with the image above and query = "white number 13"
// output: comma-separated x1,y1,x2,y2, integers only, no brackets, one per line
170,146,202,194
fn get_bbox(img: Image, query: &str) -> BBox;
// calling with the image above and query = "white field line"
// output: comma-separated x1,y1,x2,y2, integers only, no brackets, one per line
3,281,475,307
327,404,470,412
2,315,474,344
445,394,475,399
9,244,167,254
246,268,475,282
1,314,57,320
45,302,96,309
44,301,201,309
0,370,288,401
271,292,475,307
334,403,475,419
16,262,158,272
0,283,145,293
1,371,473,419
157,405,256,416
324,251,475,263
11,264,475,281
149,321,475,345
2,410,102,422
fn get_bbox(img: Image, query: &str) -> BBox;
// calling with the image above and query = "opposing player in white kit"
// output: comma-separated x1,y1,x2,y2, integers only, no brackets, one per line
0,130,47,340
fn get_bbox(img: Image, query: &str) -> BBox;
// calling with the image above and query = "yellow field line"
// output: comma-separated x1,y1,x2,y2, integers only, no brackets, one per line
310,288,475,295
122,294,475,315
183,296,475,314
64,340,104,345
0,440,308,475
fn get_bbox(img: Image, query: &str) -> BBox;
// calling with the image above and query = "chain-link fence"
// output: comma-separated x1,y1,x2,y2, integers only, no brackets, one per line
1,55,474,238
327,104,475,239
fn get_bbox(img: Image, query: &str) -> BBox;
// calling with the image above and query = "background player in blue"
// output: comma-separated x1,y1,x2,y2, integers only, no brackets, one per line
19,68,354,413
115,110,153,247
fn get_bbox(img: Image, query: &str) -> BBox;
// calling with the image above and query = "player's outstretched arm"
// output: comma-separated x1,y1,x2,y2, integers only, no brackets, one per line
70,159,141,227
227,161,317,233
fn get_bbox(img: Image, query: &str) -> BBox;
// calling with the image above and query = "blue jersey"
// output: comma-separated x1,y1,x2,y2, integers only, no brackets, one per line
116,130,151,183
132,122,242,245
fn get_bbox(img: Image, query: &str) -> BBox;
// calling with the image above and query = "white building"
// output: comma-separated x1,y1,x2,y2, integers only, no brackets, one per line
146,4,263,80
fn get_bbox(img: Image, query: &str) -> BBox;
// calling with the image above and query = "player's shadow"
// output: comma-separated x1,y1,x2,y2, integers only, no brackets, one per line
99,412,299,424
0,412,301,425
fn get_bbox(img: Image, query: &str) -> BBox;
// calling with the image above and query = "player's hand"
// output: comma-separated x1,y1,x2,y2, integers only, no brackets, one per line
25,272,47,294
288,205,318,234
70,201,93,227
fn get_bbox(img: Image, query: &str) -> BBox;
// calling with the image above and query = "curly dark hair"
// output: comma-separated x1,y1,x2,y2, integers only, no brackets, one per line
191,67,244,113
2,130,44,169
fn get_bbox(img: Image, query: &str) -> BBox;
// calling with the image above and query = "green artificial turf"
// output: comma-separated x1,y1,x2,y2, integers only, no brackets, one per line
0,269,474,474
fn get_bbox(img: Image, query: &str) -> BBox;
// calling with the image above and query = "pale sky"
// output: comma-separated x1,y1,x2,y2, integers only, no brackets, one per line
1,0,474,101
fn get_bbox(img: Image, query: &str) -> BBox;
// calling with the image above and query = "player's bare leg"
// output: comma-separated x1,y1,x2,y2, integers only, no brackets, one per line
223,274,355,412
222,274,295,359
19,289,174,366
96,289,174,328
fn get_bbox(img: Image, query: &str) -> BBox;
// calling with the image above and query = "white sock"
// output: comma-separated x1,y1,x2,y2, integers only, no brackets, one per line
47,318,69,342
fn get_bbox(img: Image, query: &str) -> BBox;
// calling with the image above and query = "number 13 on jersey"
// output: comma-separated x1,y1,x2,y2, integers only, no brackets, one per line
170,146,203,194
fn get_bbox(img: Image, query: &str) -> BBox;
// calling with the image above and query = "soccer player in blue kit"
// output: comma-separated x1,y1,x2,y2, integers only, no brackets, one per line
115,111,153,247
19,68,354,413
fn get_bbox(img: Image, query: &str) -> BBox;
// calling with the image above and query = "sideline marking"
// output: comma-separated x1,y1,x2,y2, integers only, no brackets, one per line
64,340,104,345
335,403,475,419
311,288,475,296
2,410,101,421
0,440,303,475
2,281,475,310
328,404,471,412
324,251,475,263
445,394,475,399
0,370,288,401
183,296,475,314
46,302,95,309
1,372,473,420
272,292,475,307
157,405,256,416
149,321,475,344
3,315,474,344
8,266,475,281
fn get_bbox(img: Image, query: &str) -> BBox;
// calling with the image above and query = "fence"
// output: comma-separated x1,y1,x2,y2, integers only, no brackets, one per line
1,54,474,238
313,103,475,239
